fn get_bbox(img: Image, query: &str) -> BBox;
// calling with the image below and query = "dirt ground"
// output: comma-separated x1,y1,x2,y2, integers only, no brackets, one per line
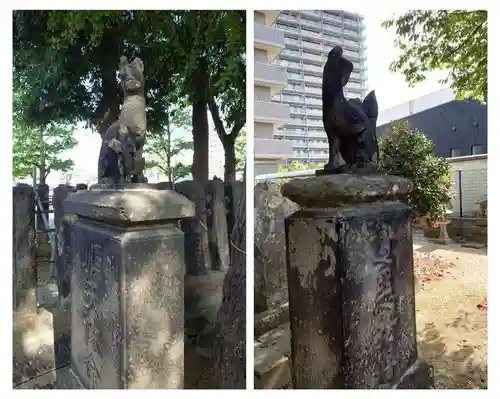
413,236,487,389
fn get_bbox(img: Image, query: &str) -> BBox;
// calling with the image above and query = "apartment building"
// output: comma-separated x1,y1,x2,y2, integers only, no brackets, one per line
272,10,368,166
254,10,293,175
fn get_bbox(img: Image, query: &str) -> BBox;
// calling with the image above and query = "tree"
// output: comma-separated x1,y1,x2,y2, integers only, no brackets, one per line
277,161,315,173
144,105,193,183
234,130,246,177
177,11,245,181
14,11,246,183
378,121,452,223
12,121,77,184
382,11,487,101
12,77,77,184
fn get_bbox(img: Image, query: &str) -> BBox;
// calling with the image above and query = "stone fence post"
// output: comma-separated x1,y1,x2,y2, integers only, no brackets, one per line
57,183,194,389
13,184,36,315
254,181,299,311
281,174,433,389
53,184,77,299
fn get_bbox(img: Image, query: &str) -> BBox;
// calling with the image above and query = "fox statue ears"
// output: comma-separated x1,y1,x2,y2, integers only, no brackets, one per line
362,90,379,122
327,45,343,61
118,56,144,73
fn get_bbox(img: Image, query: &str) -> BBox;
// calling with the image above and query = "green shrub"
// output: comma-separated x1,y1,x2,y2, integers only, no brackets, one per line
379,121,452,222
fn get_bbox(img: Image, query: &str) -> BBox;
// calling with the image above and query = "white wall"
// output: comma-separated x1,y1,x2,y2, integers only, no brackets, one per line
448,154,487,217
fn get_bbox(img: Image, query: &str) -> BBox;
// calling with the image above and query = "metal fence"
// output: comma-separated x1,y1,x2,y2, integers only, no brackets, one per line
450,168,487,218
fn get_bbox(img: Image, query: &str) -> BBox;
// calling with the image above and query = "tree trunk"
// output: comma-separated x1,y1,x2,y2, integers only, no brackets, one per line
191,100,209,181
165,105,173,182
39,129,46,185
198,168,246,388
188,59,211,273
223,136,237,182
96,68,120,137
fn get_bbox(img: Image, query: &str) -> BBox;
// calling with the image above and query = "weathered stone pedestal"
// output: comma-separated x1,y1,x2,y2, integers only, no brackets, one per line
53,184,77,299
57,184,194,389
281,174,434,389
13,184,53,387
433,220,452,245
52,185,78,370
175,180,211,275
254,182,299,311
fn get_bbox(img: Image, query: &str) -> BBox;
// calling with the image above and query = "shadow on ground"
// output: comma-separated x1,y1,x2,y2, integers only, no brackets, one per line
418,320,487,389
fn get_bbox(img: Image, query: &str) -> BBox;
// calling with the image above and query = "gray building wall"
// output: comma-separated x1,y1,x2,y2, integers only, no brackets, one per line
377,99,487,158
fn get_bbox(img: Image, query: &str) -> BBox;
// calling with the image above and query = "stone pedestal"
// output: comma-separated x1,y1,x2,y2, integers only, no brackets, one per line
224,181,244,239
434,220,452,245
281,174,433,389
254,182,299,311
205,180,230,272
53,184,77,298
53,185,78,368
175,180,211,275
57,184,194,389
13,184,36,315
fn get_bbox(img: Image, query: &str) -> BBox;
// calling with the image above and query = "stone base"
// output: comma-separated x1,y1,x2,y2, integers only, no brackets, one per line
430,237,453,245
185,271,225,338
254,302,290,338
391,360,434,389
254,323,291,389
13,308,55,387
52,294,71,369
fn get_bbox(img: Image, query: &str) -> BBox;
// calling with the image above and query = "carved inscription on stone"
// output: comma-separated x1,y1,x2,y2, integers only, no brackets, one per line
81,242,104,389
371,226,397,384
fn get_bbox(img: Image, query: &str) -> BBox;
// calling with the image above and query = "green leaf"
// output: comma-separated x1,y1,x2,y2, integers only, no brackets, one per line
382,10,487,102
379,121,452,220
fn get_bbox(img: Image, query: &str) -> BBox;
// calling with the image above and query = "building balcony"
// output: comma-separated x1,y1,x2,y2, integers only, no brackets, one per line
323,13,343,25
288,73,304,82
255,100,290,126
307,130,327,139
278,13,297,24
300,10,322,20
301,29,322,41
254,62,287,97
302,52,325,65
307,141,328,149
259,10,280,26
254,138,293,160
255,23,285,62
300,19,322,32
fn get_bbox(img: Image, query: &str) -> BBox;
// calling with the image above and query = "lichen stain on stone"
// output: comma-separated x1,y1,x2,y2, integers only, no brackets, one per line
288,218,323,289
316,221,337,279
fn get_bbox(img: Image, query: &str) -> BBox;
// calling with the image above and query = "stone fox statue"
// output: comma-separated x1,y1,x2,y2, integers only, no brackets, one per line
321,45,379,173
98,56,148,184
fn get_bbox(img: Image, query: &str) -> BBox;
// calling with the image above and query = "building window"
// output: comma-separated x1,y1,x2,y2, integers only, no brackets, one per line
471,144,485,155
450,148,461,157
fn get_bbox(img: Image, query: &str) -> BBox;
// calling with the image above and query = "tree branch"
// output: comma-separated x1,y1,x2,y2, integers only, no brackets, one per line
208,95,227,141
230,117,245,139
447,20,484,58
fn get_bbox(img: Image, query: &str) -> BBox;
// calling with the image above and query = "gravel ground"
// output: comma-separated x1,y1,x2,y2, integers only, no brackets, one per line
413,237,487,389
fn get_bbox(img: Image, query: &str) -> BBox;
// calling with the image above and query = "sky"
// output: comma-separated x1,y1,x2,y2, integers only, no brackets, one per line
364,10,449,110
47,11,449,185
